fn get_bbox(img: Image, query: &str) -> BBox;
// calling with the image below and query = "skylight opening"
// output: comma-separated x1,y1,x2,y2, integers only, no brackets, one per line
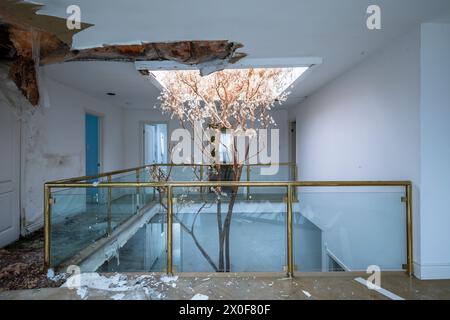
149,67,309,98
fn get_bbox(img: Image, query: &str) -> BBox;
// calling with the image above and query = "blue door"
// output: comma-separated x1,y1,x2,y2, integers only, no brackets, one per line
85,113,100,201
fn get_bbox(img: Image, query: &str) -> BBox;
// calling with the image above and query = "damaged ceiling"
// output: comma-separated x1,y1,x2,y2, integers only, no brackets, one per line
2,0,450,108
0,0,246,106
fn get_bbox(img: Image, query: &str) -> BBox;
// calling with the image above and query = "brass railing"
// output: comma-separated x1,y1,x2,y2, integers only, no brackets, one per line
43,164,413,277
49,162,298,184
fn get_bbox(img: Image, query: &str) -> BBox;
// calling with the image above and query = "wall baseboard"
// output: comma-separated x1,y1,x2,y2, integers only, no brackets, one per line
414,262,450,280
21,220,43,236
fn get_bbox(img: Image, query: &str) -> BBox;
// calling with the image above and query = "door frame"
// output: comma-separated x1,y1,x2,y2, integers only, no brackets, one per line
140,121,170,166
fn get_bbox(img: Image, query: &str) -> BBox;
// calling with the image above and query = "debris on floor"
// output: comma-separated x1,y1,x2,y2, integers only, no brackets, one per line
191,293,209,300
62,273,169,300
302,290,312,298
0,230,65,292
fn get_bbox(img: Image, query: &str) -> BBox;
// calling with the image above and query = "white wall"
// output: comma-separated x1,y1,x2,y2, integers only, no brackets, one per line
21,75,125,232
294,29,421,182
292,29,422,274
418,23,450,279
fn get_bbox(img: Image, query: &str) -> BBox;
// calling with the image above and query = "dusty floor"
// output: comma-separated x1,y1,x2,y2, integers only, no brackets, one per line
1,231,449,300
0,230,64,292
0,272,449,300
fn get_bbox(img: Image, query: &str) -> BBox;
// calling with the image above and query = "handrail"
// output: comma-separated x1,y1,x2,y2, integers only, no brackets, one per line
48,162,297,184
43,177,413,278
45,180,411,188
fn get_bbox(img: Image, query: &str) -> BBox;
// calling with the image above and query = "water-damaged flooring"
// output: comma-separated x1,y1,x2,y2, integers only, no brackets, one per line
1,273,449,300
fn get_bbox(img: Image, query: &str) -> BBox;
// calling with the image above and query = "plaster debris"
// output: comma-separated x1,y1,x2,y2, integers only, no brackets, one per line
77,286,88,300
302,290,312,298
63,273,129,292
144,287,164,300
62,273,171,300
160,275,179,284
111,293,125,300
46,269,55,279
46,268,66,283
191,293,209,300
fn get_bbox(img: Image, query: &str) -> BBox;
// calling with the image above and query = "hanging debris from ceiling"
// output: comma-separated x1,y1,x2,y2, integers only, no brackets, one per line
0,0,247,106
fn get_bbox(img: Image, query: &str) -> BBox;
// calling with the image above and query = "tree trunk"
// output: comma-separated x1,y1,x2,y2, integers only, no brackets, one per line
217,198,224,272
222,166,242,272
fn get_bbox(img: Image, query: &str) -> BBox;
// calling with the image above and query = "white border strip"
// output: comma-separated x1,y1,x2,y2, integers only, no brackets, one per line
135,57,323,72
354,277,405,300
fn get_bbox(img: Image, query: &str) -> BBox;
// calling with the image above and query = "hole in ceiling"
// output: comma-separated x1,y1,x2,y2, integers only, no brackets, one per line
148,67,309,97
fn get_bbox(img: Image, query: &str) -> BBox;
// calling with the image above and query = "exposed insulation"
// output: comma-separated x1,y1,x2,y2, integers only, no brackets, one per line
9,56,39,106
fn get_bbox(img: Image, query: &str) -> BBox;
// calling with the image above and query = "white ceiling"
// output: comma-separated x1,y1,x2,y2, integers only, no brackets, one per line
37,0,450,109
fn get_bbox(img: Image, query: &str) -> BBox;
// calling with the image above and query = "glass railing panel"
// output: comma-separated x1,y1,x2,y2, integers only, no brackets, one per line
97,187,168,273
172,185,287,272
166,165,201,182
248,164,293,182
50,181,158,268
109,187,141,231
247,165,293,200
293,186,407,272
107,173,142,229
50,187,109,266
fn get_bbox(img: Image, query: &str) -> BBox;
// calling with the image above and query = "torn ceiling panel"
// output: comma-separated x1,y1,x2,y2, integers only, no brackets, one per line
65,41,246,65
0,0,246,106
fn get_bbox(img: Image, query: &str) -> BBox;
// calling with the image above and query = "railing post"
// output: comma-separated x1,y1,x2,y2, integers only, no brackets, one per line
200,165,204,195
44,185,51,269
166,185,174,275
246,165,250,200
136,169,140,209
406,184,413,277
152,164,156,200
287,184,294,278
107,175,112,236
292,164,298,200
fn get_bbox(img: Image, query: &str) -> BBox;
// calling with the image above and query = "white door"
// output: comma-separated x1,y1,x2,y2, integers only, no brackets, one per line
144,123,168,164
0,102,20,247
